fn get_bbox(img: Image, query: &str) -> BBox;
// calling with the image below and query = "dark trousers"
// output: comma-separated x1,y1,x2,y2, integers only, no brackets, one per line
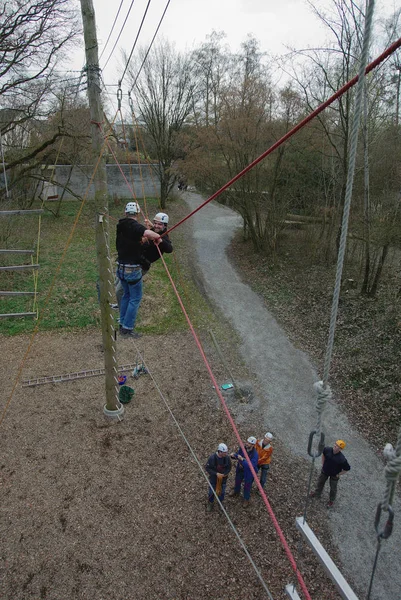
234,469,254,500
259,464,270,488
315,471,339,502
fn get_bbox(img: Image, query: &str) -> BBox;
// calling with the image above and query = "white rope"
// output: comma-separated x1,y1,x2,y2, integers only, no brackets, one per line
382,426,401,510
305,0,375,521
132,343,275,600
322,0,375,389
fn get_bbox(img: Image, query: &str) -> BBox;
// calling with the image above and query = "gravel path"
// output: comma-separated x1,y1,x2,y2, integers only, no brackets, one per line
185,191,401,600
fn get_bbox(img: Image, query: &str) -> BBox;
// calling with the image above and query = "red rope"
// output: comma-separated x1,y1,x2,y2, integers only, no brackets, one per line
165,37,401,237
157,247,312,600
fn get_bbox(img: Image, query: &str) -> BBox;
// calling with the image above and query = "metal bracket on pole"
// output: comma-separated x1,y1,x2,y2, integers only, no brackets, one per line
296,517,359,600
117,81,122,111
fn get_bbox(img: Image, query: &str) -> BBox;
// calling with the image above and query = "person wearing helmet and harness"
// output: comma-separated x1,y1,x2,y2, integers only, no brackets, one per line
256,432,274,490
205,443,232,512
115,212,173,312
141,212,173,274
229,436,259,508
116,202,161,338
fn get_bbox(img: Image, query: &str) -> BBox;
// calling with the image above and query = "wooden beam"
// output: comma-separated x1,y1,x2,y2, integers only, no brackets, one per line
0,264,39,271
0,291,35,296
0,312,36,318
296,517,359,600
0,249,34,254
0,210,44,216
285,584,302,599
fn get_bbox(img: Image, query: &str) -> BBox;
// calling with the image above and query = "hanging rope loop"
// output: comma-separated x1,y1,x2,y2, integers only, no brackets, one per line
307,430,325,459
374,504,394,540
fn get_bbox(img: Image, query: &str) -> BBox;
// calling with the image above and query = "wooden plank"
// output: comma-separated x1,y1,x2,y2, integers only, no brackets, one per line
296,517,359,600
285,584,302,599
0,312,36,318
0,249,34,254
0,291,35,296
0,210,44,216
0,264,39,271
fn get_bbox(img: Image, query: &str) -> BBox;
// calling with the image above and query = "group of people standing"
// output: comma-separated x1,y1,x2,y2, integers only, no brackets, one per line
205,432,274,512
206,435,350,512
115,201,173,339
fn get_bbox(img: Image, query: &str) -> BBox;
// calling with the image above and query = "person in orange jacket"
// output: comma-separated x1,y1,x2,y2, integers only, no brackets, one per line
256,432,274,490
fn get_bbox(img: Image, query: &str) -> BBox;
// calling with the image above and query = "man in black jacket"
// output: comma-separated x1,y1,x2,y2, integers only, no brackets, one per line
116,202,161,339
310,439,351,508
115,211,173,312
205,443,232,512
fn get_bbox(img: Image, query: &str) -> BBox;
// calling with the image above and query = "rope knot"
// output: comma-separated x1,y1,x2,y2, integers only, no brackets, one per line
313,380,332,415
381,437,401,509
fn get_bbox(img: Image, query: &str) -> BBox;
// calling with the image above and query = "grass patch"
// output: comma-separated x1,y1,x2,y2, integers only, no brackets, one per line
0,197,218,337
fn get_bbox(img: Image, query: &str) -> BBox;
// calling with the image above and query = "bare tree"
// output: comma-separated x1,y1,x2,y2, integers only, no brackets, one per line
0,0,80,193
126,41,197,208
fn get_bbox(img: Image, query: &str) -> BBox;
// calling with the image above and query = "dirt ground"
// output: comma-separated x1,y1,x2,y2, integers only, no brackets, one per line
0,328,343,600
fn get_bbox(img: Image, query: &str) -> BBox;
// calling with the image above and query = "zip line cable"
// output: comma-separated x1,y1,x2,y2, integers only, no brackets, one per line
129,0,171,91
131,344,275,600
120,0,152,84
98,0,126,62
164,36,401,238
102,0,137,72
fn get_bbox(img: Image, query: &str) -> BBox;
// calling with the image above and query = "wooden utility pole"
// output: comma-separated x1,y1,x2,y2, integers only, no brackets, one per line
80,0,122,418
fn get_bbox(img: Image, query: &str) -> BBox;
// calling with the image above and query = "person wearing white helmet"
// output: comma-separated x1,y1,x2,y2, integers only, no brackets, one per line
114,210,174,311
141,212,173,274
229,436,259,508
205,443,232,512
115,202,162,338
256,432,274,490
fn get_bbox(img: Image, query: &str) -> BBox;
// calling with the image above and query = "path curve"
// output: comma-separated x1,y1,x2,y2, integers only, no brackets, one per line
185,191,400,600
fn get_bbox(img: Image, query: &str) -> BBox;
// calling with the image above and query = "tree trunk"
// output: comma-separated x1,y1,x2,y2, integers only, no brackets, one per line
367,244,389,298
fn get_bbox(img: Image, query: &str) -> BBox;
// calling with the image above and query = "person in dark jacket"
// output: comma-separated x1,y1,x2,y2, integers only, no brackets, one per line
229,436,259,508
205,443,232,512
115,212,173,312
310,439,351,508
116,202,161,339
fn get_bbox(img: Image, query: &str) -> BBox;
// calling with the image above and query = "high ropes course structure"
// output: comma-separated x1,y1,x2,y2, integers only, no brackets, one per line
1,0,401,598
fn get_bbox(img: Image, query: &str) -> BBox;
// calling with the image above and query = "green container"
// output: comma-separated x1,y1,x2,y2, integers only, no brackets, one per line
119,385,135,404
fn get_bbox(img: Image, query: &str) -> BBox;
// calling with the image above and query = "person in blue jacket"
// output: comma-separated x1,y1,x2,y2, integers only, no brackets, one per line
229,436,259,508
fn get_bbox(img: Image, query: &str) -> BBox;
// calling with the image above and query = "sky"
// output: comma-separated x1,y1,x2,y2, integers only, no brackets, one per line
71,0,399,92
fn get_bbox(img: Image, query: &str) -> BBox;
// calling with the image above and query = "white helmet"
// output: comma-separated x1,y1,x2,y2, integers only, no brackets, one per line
154,212,169,224
217,443,228,453
247,436,257,445
264,432,273,440
125,201,140,214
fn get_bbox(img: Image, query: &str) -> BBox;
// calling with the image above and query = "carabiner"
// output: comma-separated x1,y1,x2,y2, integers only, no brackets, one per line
307,430,325,458
374,503,394,540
